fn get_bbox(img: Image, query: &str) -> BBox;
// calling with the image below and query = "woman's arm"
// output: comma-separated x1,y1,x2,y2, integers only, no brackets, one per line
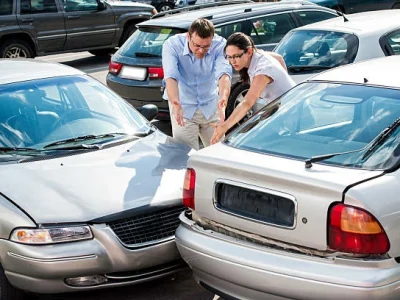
211,74,271,144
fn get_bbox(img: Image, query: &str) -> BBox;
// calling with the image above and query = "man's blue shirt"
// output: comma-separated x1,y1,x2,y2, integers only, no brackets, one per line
162,33,232,120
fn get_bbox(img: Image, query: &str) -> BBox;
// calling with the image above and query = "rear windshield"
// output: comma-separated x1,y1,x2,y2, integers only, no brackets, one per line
275,30,359,72
119,27,185,58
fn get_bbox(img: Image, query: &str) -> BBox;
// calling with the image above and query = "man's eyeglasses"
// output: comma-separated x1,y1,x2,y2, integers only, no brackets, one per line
225,51,247,61
190,37,211,50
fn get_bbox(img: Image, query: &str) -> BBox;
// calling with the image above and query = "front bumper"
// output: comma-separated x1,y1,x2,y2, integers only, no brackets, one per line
176,212,400,300
1,224,184,293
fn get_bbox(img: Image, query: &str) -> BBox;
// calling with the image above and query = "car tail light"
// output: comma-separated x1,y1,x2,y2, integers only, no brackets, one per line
328,203,390,255
148,67,164,80
183,168,196,209
109,61,122,75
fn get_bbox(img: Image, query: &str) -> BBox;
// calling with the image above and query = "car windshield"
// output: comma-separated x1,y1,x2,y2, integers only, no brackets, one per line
275,30,359,73
119,26,185,58
0,75,150,150
226,82,400,170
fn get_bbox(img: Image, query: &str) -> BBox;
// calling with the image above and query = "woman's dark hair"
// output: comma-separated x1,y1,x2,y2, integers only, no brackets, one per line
225,32,256,83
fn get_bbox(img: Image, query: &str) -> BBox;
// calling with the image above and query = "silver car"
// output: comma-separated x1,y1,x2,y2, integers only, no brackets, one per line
0,59,191,299
176,56,400,299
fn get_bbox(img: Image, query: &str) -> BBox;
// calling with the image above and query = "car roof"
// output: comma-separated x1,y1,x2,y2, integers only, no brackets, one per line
309,55,400,88
294,10,400,35
0,59,84,85
141,0,336,28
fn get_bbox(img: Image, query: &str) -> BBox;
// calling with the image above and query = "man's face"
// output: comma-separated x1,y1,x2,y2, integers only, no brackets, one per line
187,32,213,59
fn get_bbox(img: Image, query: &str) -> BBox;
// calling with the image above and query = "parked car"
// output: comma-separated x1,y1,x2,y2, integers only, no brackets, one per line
304,0,400,13
0,59,191,299
0,0,157,58
273,9,400,84
176,55,400,300
121,0,176,12
106,0,339,120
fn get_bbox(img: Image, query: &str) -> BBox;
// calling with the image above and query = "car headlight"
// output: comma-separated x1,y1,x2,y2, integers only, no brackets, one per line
10,226,93,244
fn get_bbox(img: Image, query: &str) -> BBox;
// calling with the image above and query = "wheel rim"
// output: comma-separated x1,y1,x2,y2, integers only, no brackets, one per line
160,5,171,11
234,87,252,124
5,46,29,58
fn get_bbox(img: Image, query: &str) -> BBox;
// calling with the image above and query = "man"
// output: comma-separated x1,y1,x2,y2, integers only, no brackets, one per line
162,18,232,150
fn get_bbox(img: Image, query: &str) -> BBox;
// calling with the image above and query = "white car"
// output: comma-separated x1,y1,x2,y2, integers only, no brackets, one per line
176,55,400,300
274,9,400,83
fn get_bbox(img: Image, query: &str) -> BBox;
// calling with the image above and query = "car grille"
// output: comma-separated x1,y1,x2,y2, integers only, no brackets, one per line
214,182,296,228
108,206,184,247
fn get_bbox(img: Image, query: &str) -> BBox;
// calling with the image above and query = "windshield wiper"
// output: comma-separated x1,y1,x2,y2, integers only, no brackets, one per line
43,133,128,149
305,117,400,168
134,52,160,57
287,65,332,73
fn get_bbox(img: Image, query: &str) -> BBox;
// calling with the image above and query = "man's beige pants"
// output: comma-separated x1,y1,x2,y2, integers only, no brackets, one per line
169,101,220,150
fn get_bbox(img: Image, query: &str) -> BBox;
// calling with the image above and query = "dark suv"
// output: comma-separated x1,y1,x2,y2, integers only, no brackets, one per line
0,0,156,58
106,0,339,119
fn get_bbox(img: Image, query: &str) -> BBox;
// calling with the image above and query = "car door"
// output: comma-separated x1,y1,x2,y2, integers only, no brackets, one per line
62,0,116,50
247,13,297,51
17,0,66,52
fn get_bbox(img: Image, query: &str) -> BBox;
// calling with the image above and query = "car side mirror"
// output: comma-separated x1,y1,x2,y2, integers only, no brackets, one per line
97,0,106,11
138,104,158,121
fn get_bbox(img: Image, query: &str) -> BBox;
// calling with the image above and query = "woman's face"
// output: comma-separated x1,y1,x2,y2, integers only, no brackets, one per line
225,45,250,71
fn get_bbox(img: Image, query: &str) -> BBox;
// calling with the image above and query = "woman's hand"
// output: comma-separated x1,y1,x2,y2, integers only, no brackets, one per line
210,122,229,145
217,98,227,124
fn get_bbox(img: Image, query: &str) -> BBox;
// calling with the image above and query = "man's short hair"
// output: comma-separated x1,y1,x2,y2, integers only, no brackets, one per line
188,18,215,39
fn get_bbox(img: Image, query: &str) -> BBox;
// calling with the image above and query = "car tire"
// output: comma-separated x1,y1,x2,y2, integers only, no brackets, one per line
0,266,26,300
0,39,34,58
157,2,173,11
89,49,113,56
226,82,251,125
120,23,137,46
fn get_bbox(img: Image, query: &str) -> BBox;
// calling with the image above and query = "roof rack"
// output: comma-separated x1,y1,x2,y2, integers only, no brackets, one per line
152,0,253,19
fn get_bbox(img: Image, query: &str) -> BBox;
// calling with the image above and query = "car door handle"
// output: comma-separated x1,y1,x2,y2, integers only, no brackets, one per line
67,15,80,19
21,18,34,22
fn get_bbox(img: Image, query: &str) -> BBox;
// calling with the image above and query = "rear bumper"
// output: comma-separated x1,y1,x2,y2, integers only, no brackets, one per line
176,212,400,300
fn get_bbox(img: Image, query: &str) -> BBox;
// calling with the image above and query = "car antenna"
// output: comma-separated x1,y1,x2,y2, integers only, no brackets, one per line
336,10,349,22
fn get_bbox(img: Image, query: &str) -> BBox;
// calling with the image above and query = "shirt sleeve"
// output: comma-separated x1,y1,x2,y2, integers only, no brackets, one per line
253,54,278,82
214,39,232,81
162,38,180,81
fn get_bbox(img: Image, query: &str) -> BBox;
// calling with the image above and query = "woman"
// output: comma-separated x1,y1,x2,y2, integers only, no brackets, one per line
210,32,295,144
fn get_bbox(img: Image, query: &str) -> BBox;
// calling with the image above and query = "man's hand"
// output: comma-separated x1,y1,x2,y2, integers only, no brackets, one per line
172,102,184,126
217,98,227,124
210,122,228,145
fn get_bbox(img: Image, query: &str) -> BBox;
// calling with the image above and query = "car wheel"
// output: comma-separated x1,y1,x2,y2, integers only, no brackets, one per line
226,82,251,125
0,39,34,58
120,23,137,46
89,49,114,56
0,266,26,300
157,2,173,11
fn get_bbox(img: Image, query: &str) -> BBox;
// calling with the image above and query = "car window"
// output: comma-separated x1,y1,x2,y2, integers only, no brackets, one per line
249,13,296,45
119,27,185,58
386,29,400,55
225,82,400,170
21,0,57,14
216,20,254,40
294,10,337,26
64,0,98,12
275,30,359,69
0,0,12,15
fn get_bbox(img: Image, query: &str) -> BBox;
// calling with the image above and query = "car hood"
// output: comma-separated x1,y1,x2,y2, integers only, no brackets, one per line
0,131,192,224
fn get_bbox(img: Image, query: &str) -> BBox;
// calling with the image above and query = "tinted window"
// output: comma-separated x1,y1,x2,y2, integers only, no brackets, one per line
119,27,185,58
217,20,253,41
226,83,400,170
0,0,12,15
21,0,57,13
64,0,98,12
386,29,400,55
249,13,296,45
275,30,359,70
294,10,337,26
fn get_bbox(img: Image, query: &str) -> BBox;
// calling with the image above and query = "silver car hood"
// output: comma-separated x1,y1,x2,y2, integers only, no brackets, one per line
0,131,192,224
